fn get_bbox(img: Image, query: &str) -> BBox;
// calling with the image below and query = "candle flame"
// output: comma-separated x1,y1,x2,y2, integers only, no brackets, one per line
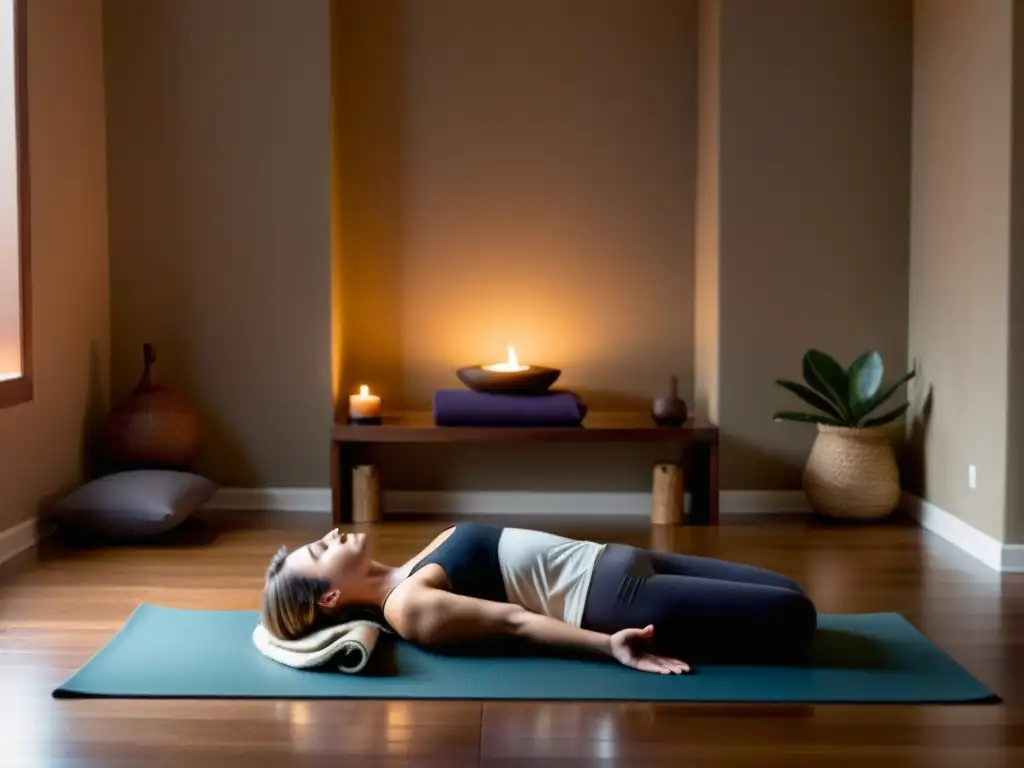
359,385,369,396
483,346,530,372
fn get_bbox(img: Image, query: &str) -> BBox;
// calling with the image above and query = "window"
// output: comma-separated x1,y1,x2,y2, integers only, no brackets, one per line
0,0,28,409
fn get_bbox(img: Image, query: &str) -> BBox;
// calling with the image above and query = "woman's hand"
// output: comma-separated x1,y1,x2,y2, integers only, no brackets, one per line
609,625,690,674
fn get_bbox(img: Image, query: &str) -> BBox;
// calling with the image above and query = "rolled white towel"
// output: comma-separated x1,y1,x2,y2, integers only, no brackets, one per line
252,620,385,674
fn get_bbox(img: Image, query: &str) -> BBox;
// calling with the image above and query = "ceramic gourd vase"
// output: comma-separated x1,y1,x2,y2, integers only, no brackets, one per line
652,375,688,427
102,343,201,471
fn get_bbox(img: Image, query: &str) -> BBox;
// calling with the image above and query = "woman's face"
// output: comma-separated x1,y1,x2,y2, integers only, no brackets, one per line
285,528,372,589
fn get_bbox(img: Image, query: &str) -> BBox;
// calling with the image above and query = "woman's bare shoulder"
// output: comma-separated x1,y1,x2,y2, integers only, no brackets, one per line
382,526,457,629
402,524,457,570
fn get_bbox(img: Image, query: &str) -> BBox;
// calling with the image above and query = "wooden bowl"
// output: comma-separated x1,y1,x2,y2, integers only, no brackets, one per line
456,365,562,395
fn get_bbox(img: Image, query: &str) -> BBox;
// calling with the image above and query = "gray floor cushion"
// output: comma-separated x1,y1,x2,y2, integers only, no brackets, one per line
50,470,218,539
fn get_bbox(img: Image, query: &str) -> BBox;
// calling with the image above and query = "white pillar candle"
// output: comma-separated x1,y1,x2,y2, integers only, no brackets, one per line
349,385,381,420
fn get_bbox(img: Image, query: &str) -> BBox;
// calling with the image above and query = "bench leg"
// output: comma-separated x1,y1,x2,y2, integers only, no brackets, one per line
707,440,719,524
331,441,342,526
689,440,720,525
331,441,356,526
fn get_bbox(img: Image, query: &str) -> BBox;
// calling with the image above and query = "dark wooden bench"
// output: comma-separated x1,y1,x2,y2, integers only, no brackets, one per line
331,412,719,526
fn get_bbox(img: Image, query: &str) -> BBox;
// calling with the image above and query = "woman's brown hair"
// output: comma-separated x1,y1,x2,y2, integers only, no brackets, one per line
260,546,331,640
260,546,390,641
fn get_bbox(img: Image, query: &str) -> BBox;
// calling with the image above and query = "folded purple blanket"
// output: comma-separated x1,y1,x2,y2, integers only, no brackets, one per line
433,389,587,427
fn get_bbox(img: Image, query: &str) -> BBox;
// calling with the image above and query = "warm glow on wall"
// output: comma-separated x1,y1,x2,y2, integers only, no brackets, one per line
329,1,694,415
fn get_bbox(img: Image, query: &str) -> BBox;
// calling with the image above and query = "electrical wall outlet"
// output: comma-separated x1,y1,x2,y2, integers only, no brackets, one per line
968,464,977,490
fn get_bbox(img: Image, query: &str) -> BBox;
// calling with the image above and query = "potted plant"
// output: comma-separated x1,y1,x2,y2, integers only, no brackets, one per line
774,349,915,519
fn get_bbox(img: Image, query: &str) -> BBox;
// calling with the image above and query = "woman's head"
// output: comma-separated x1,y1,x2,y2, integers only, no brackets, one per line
260,528,374,640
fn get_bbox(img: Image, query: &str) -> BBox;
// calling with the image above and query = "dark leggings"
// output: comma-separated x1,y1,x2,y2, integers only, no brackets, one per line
580,545,818,664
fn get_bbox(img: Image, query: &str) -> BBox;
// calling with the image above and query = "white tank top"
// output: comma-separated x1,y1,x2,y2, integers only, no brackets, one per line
496,528,607,627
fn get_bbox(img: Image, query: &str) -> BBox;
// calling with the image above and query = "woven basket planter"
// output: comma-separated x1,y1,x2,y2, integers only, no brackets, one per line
802,424,900,520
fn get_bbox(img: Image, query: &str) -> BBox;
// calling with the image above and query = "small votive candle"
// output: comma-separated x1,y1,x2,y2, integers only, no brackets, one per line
348,384,381,424
482,346,530,373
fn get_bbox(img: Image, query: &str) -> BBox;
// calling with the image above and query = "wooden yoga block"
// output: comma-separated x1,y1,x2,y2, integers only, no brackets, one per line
352,465,381,523
651,464,684,524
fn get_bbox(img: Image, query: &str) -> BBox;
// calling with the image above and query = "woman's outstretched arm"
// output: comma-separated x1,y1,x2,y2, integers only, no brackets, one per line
390,585,689,674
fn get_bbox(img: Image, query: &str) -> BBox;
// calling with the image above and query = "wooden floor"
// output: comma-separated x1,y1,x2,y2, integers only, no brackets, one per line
1,509,1021,768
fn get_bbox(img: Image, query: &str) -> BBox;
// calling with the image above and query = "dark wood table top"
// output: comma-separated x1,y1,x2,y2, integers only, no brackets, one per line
333,411,719,443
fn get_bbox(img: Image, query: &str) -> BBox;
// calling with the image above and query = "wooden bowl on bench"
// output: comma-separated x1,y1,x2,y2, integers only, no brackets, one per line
456,365,562,395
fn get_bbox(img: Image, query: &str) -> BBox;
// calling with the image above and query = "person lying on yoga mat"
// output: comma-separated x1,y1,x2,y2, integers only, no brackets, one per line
261,523,818,675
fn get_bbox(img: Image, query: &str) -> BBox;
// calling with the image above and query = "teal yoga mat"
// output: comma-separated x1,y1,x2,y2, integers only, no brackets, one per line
53,604,997,703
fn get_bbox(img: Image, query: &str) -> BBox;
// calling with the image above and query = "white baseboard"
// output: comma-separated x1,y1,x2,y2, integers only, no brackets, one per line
1007,546,1024,572
0,517,40,570
383,490,811,516
204,487,810,516
55,484,1022,572
205,487,332,513
901,493,1024,573
9,487,1016,571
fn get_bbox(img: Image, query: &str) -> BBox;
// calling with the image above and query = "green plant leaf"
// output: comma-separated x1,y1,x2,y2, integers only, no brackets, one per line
848,351,883,421
802,350,851,421
775,379,845,421
772,411,845,426
859,369,916,423
861,401,910,428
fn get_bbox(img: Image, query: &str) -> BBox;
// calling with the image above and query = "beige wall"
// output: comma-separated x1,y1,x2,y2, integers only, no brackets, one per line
107,0,915,494
334,0,698,416
332,0,698,492
105,0,333,487
694,0,720,427
906,0,1014,542
6,1,1022,530
1003,2,1024,545
699,0,913,489
0,0,109,532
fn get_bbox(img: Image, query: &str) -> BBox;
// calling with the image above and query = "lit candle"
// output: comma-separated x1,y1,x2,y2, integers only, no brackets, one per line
456,345,560,395
348,384,381,423
483,346,530,373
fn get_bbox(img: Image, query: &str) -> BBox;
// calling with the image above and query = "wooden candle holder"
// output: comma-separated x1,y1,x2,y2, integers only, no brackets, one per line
651,463,684,524
352,465,381,523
